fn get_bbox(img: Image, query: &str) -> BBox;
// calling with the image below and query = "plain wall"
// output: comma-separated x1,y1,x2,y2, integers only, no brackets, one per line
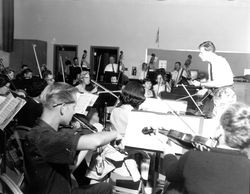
147,48,250,76
14,0,250,78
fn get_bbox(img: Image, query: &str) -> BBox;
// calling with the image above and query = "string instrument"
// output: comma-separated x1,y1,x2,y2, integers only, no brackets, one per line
59,55,66,83
72,114,123,150
195,88,214,118
73,113,98,133
142,127,218,150
197,88,214,106
117,51,128,85
95,55,102,82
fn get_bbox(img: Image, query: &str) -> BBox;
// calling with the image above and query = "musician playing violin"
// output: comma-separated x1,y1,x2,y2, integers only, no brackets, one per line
194,41,236,119
110,81,145,136
162,102,250,194
22,82,119,194
75,68,98,94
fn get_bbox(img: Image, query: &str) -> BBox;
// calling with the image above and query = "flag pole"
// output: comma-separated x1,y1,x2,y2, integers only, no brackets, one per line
156,27,160,48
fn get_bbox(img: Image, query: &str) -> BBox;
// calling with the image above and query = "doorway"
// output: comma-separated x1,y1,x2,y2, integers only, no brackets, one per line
53,44,78,81
90,46,119,82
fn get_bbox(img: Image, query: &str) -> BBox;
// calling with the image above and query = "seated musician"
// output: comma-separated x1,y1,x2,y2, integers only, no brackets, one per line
0,74,11,154
110,81,145,136
194,41,236,119
171,61,183,87
22,82,119,194
143,78,155,98
162,102,250,194
16,78,47,127
0,74,10,98
153,71,171,98
43,70,55,85
75,68,98,94
178,56,193,86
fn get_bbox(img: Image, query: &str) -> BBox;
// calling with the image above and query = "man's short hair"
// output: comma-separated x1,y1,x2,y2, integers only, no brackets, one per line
23,68,32,75
65,60,72,66
175,61,181,66
0,74,10,88
40,82,79,109
26,78,47,97
199,41,216,52
143,78,152,84
81,67,90,72
220,103,250,150
21,64,28,69
42,70,53,79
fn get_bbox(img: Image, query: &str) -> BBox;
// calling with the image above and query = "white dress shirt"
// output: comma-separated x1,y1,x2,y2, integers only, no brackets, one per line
104,63,121,73
110,104,134,136
204,55,234,88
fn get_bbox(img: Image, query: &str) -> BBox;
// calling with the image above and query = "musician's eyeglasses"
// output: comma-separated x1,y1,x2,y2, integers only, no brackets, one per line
52,101,76,108
3,83,10,89
46,78,54,81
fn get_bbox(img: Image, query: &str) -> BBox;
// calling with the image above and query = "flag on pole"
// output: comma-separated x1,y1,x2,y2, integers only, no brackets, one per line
155,27,160,48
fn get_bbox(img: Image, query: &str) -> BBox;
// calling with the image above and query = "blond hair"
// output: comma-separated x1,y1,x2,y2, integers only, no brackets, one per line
220,103,250,149
40,82,79,109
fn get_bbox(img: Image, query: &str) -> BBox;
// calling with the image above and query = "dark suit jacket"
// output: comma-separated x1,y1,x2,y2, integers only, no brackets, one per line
163,148,250,194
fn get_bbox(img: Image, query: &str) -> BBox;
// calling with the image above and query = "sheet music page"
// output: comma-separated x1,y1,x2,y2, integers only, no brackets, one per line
75,92,98,115
0,93,26,130
123,110,205,154
139,98,187,115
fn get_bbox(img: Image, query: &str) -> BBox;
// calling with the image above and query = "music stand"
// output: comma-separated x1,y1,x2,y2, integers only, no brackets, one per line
160,85,199,113
103,72,118,83
92,82,121,125
0,94,26,175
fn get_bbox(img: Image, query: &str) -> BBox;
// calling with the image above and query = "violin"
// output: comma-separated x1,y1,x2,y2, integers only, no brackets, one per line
72,113,98,133
142,127,218,150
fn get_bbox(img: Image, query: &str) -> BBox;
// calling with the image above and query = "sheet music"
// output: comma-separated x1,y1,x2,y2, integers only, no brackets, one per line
139,98,187,115
123,110,205,154
0,93,26,130
75,92,98,115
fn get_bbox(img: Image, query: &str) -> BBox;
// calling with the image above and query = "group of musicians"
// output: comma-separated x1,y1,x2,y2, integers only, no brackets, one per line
0,40,250,194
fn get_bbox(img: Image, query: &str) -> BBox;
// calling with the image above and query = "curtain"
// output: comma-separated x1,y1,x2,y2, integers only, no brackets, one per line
2,0,14,52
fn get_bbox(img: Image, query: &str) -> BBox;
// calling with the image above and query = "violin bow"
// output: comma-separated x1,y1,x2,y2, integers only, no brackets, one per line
117,52,124,85
32,44,43,79
95,55,102,82
59,55,65,83
91,79,119,99
176,93,198,101
181,84,204,116
163,100,196,134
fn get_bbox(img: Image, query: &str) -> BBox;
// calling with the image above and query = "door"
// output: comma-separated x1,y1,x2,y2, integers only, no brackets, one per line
90,46,119,82
54,44,78,82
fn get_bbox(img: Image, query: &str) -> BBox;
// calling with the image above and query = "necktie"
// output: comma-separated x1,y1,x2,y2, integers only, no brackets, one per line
112,63,115,72
208,63,213,81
